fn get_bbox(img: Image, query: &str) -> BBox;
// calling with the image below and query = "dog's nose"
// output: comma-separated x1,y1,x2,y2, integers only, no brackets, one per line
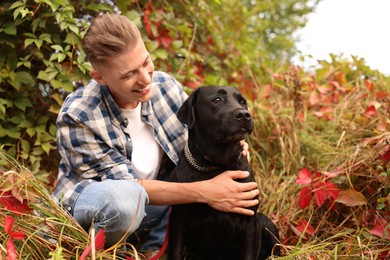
235,109,251,122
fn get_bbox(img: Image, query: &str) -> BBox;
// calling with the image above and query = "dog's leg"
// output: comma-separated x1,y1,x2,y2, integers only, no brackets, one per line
168,207,186,260
257,213,280,260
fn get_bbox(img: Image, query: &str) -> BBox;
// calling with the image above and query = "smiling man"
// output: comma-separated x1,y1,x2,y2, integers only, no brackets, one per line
52,13,259,258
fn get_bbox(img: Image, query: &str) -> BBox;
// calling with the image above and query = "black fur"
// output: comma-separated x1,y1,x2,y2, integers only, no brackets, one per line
168,86,279,260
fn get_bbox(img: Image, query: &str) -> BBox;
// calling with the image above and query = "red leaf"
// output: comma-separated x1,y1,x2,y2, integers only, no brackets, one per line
364,105,376,117
6,239,18,260
0,191,32,214
296,218,315,235
324,182,339,200
94,228,106,250
80,229,106,260
369,217,390,240
296,168,312,185
313,183,328,207
298,186,312,209
380,148,390,164
4,216,14,234
313,182,339,207
158,30,173,48
10,231,27,240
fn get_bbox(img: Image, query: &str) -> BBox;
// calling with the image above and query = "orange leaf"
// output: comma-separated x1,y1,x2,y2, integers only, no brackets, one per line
364,79,375,92
336,189,367,207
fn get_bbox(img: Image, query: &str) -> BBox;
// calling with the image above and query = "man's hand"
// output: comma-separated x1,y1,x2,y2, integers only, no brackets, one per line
198,170,259,216
240,140,250,161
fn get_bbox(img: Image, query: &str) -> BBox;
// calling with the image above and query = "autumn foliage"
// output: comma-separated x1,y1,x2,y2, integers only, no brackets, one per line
1,0,390,259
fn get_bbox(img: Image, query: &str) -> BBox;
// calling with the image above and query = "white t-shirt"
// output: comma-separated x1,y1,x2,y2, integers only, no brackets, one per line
122,103,163,180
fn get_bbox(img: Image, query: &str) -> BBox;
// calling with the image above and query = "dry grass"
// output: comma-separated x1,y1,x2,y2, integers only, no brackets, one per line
1,64,389,259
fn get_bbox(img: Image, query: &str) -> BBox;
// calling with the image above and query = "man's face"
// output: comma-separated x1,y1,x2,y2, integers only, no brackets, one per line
91,40,155,109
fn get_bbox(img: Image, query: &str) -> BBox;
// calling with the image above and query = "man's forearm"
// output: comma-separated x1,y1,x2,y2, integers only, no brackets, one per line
137,179,205,205
136,170,259,216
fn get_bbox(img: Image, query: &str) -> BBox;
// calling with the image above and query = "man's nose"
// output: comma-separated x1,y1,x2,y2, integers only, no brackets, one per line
138,67,152,85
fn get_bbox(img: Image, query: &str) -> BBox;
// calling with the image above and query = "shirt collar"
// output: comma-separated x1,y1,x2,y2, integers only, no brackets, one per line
101,84,128,127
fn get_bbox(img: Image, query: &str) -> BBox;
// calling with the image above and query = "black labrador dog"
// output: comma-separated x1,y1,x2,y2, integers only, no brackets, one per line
168,86,279,260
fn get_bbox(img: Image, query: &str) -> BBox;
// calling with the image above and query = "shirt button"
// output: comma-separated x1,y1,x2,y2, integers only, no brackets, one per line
88,179,93,183
68,207,72,211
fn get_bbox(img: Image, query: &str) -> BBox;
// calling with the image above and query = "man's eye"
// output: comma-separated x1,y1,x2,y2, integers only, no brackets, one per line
212,97,222,104
122,72,135,79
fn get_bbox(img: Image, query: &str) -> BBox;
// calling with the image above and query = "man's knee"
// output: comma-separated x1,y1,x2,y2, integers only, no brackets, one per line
73,180,149,246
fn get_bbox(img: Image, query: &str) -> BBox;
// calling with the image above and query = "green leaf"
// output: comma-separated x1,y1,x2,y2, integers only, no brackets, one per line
37,70,49,81
0,126,20,139
8,78,21,91
4,23,17,35
23,38,33,48
14,97,33,111
68,24,79,34
58,53,67,62
172,40,183,50
154,49,168,60
19,120,32,128
146,40,159,52
51,45,64,52
13,6,24,20
41,142,53,155
26,127,37,137
21,139,30,152
50,53,58,61
34,39,43,49
40,33,53,44
16,71,35,85
50,79,73,92
9,1,24,9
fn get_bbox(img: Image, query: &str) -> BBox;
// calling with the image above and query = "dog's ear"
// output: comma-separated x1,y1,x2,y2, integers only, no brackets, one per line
177,88,199,129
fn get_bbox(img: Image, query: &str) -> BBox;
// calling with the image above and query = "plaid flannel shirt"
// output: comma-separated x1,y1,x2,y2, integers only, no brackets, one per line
53,71,188,212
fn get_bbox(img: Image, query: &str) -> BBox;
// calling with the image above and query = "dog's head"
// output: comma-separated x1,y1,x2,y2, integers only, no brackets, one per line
178,86,254,160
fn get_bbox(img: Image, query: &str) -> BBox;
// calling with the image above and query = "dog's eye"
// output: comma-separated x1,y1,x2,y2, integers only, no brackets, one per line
239,99,246,105
212,97,222,104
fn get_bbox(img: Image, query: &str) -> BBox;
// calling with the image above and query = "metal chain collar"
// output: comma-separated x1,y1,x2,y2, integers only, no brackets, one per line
184,143,220,172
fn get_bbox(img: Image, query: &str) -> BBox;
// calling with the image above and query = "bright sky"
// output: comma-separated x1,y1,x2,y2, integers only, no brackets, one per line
294,0,390,75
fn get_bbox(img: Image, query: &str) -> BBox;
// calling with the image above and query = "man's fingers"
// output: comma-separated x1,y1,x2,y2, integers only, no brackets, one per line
225,170,250,179
236,181,258,192
239,188,259,199
232,207,256,216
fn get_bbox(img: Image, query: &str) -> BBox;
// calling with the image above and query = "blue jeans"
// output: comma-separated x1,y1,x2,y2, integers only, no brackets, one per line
73,180,169,251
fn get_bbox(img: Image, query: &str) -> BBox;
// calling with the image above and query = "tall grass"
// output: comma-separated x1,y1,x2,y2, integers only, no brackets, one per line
248,64,389,259
1,62,389,259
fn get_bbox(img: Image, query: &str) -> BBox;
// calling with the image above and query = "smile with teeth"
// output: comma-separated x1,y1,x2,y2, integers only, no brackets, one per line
134,84,150,92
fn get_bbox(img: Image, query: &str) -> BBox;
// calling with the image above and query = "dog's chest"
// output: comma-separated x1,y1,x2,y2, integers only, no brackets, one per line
178,203,256,236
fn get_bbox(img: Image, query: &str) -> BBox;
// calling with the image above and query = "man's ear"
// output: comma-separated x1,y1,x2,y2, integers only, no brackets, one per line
90,69,106,85
177,88,199,129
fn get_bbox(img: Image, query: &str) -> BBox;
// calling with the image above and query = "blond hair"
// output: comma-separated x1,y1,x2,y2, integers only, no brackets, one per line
82,13,141,66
